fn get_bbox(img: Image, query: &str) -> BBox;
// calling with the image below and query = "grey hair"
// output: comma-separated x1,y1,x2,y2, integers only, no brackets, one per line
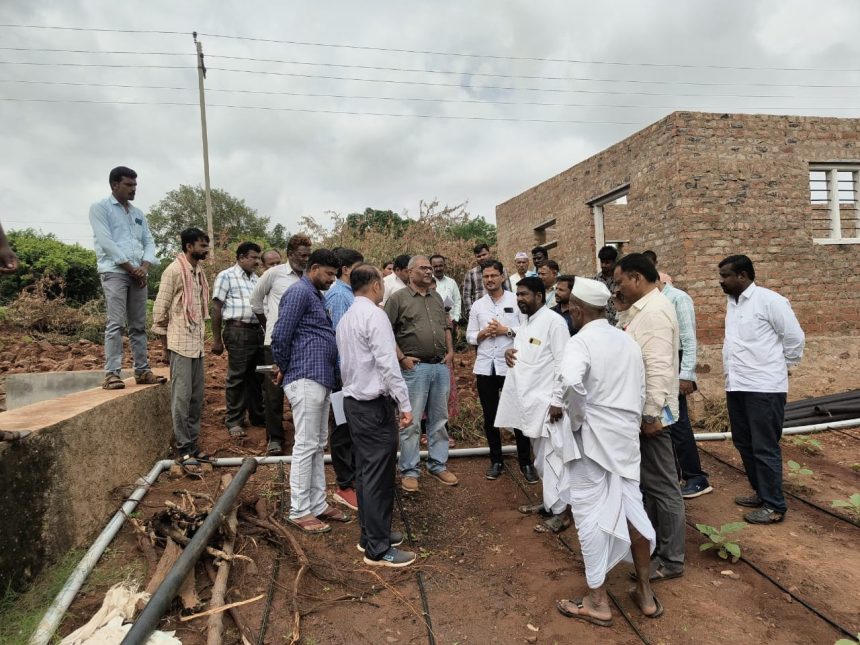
407,255,428,269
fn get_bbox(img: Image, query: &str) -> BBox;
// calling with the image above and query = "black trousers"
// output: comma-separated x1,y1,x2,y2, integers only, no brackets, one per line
726,391,788,513
330,386,355,489
223,324,265,428
668,394,708,484
476,373,532,466
345,396,399,560
262,346,285,443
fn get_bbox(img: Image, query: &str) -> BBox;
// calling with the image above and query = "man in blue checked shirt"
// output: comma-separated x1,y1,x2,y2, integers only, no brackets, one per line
272,248,350,534
324,247,365,512
89,166,164,391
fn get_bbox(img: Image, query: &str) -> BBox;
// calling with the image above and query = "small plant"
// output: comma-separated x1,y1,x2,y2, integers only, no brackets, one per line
696,522,746,562
787,460,814,479
831,493,860,520
789,434,822,456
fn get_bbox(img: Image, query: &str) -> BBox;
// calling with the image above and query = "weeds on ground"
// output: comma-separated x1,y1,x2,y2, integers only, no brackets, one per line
700,396,730,434
831,493,860,520
696,522,746,563
789,434,822,456
449,396,484,444
787,460,814,479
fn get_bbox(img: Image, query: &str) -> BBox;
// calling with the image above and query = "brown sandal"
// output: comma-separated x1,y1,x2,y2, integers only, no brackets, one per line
135,370,167,385
102,374,126,390
317,505,353,523
287,514,331,534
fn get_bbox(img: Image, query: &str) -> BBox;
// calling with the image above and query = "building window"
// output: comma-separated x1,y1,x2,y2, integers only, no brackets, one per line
587,185,630,270
810,163,860,244
533,217,557,250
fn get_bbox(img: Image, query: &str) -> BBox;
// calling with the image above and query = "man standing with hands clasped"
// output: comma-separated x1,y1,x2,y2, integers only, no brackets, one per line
337,264,416,567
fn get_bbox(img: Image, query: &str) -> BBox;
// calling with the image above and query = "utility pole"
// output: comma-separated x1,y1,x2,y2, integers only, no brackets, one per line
193,32,214,245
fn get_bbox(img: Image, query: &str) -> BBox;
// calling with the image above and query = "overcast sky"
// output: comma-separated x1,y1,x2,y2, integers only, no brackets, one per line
2,0,859,249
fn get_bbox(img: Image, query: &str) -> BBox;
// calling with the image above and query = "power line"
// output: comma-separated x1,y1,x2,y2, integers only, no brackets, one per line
2,79,859,112
0,60,191,70
0,46,189,56
1,23,859,74
0,96,643,124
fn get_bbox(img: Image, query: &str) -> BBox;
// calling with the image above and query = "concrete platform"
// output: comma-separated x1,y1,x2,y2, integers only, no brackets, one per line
0,369,171,592
5,369,134,410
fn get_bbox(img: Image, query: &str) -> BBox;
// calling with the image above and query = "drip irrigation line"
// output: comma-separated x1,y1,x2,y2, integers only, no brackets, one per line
698,447,860,529
257,463,286,645
393,489,435,645
830,427,860,442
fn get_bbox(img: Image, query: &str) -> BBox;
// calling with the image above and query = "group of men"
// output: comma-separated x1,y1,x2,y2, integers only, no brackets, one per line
90,165,806,620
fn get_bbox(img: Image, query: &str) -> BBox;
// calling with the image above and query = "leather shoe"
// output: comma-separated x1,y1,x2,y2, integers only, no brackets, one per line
521,464,539,484
486,463,504,480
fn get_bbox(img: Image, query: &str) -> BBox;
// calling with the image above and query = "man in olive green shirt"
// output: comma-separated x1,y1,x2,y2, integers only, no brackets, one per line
384,255,458,492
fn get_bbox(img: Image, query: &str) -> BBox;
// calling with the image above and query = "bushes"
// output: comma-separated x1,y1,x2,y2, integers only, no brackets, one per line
4,277,105,341
1,230,100,305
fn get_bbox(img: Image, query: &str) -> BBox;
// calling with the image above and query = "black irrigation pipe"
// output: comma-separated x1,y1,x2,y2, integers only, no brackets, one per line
256,462,287,645
505,462,652,645
830,427,860,442
698,447,860,529
683,519,857,640
394,489,436,645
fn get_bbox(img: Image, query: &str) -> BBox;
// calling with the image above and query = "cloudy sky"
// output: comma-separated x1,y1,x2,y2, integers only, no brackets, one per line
2,0,859,250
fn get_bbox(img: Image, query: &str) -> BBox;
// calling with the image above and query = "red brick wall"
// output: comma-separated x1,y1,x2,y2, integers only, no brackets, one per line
496,111,860,343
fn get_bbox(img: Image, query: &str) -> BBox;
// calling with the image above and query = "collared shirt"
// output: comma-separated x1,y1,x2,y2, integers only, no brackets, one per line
723,282,804,393
495,306,570,439
384,285,449,361
462,265,510,318
509,270,537,289
594,271,618,326
382,272,407,305
89,195,157,274
559,318,646,481
434,275,462,322
212,263,259,324
545,284,558,309
324,278,354,329
337,296,412,412
466,290,525,376
662,283,697,382
271,276,338,389
152,258,207,359
551,303,576,336
250,263,301,345
625,287,680,419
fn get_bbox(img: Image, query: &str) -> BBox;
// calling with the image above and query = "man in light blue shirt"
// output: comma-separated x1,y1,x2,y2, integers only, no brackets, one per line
89,166,160,390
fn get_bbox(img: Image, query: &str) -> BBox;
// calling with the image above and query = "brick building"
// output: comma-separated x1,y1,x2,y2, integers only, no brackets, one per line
496,111,860,343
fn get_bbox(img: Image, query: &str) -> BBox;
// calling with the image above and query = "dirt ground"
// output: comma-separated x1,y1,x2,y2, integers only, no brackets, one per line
5,332,860,644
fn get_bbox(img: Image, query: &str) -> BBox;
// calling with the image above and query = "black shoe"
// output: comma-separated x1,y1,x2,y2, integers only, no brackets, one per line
486,463,504,480
521,464,539,484
744,507,785,524
357,531,405,553
734,494,763,508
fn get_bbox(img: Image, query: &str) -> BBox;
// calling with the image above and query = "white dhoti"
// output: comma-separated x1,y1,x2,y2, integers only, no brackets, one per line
533,435,568,515
561,450,656,589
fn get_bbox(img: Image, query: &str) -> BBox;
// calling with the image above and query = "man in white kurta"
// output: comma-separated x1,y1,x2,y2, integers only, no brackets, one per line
494,276,571,530
554,278,660,627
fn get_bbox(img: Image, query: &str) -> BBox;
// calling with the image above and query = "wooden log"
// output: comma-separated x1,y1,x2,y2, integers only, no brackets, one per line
207,473,237,645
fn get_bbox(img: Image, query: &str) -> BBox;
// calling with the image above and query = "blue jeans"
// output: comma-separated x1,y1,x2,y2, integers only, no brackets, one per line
400,363,450,477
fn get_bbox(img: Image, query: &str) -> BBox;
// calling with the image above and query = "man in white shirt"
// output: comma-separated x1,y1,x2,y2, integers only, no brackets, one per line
509,251,536,289
249,233,311,454
430,254,462,324
719,254,804,524
496,276,572,533
337,264,416,567
614,253,686,581
539,260,560,309
382,254,410,305
466,260,534,482
555,277,660,627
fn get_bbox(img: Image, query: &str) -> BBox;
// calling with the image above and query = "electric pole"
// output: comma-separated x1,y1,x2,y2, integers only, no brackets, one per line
193,32,215,246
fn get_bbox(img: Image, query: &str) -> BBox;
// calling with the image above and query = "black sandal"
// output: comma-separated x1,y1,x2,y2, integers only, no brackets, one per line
177,454,204,477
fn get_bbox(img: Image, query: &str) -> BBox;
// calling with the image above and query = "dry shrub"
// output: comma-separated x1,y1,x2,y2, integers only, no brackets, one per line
700,396,730,434
449,395,484,443
5,276,105,340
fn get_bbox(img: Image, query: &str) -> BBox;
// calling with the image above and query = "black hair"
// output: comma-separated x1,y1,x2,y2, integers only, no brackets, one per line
719,254,756,281
236,241,262,259
383,260,394,268
616,253,659,283
642,250,658,264
350,263,382,293
544,259,560,273
480,259,504,275
516,276,546,302
597,245,619,262
429,254,446,264
180,227,209,252
393,254,411,271
109,166,137,185
531,246,548,257
307,248,339,270
335,247,364,277
473,242,490,255
557,274,575,288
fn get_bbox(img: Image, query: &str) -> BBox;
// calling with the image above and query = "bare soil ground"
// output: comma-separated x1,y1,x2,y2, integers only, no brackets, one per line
4,332,860,644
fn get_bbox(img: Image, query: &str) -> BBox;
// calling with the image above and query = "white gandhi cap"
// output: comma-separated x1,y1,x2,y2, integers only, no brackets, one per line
571,277,611,307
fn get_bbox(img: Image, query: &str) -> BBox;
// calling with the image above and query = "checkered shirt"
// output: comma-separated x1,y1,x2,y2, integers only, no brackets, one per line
212,263,258,323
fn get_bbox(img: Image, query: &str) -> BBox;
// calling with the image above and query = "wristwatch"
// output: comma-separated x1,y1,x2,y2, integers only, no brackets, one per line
642,415,658,424
506,328,516,338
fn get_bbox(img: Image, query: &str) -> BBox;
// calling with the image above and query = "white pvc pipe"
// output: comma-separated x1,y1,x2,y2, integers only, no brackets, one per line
693,417,860,441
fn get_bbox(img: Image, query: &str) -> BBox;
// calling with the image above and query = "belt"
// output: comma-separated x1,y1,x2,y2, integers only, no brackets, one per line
225,320,261,329
420,356,445,364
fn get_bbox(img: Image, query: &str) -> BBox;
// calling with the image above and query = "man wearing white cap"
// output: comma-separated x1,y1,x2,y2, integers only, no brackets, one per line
509,251,536,288
554,277,660,626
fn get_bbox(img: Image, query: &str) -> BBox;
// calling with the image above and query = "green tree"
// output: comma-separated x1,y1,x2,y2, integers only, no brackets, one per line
345,208,410,237
448,215,497,246
147,185,273,255
266,223,290,251
1,229,99,304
